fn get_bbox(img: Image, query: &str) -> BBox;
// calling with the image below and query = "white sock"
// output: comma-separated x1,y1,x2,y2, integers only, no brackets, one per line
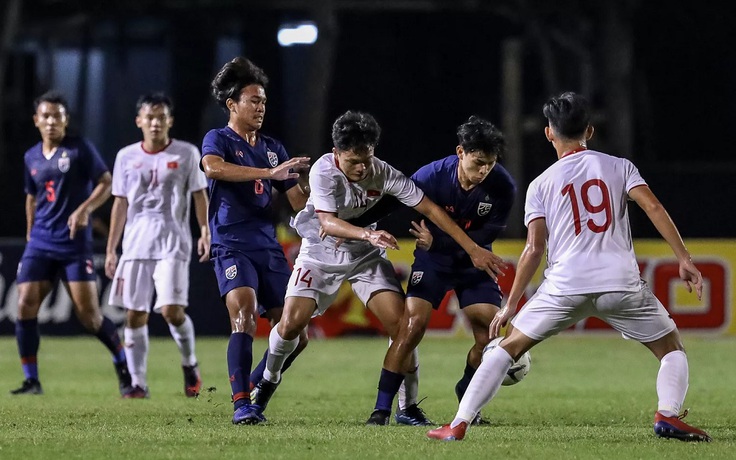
124,325,149,389
263,325,299,383
168,314,197,367
391,336,419,410
452,345,513,427
656,350,688,417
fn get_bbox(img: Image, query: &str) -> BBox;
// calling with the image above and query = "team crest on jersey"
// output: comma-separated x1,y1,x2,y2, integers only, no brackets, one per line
58,152,70,173
477,202,493,216
225,264,238,280
410,271,424,285
267,150,279,167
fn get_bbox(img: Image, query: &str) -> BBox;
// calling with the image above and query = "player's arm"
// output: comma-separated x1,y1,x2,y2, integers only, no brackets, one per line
346,195,403,227
413,196,505,279
629,185,703,299
25,194,36,242
192,189,211,262
105,196,128,279
285,183,310,212
317,212,399,250
490,217,546,338
68,171,112,239
201,155,309,182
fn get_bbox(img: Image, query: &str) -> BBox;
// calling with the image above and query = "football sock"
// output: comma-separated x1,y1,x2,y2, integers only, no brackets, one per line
263,326,299,383
656,350,688,417
95,316,127,364
227,332,253,409
398,365,419,410
454,361,477,402
453,345,513,427
374,368,404,412
250,342,302,388
16,318,40,380
168,314,197,367
124,325,149,389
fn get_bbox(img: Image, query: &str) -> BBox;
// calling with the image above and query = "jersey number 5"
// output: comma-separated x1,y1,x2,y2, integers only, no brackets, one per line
561,179,612,235
44,180,56,202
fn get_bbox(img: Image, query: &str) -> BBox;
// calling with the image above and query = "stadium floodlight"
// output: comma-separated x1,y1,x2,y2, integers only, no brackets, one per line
277,22,318,47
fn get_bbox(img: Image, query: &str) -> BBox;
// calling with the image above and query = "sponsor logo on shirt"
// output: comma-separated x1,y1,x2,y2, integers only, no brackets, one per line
411,271,424,285
267,151,279,167
225,264,237,280
477,202,493,216
167,161,179,169
58,151,70,173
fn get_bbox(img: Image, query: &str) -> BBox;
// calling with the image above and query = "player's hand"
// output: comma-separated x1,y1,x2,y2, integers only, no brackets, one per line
678,257,703,301
198,234,211,262
490,302,515,339
363,229,399,250
269,157,311,181
469,246,506,281
409,219,432,251
104,252,118,279
68,206,90,239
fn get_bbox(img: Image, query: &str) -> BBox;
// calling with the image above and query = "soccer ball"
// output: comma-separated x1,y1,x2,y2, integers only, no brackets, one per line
482,337,531,386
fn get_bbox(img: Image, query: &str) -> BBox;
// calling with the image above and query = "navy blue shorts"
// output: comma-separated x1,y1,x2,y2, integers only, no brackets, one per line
210,246,291,313
406,260,502,309
16,247,96,283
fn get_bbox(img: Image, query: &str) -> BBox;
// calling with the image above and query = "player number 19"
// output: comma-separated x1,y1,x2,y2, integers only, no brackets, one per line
561,179,612,235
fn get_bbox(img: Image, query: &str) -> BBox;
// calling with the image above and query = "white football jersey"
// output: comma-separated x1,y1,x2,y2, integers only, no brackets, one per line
524,149,647,295
291,152,424,252
111,139,208,261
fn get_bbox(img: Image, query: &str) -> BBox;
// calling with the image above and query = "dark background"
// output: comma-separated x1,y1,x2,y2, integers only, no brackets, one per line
1,0,734,240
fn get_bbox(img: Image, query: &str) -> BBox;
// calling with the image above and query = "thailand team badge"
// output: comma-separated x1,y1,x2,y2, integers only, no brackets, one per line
410,271,424,285
267,150,279,167
58,152,70,173
225,264,238,280
477,202,493,216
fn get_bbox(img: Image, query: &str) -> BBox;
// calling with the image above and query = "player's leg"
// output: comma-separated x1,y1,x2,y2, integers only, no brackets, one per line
250,307,309,391
123,309,151,398
154,258,200,397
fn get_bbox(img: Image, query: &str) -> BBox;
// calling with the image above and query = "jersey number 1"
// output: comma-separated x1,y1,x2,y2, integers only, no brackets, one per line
561,179,612,235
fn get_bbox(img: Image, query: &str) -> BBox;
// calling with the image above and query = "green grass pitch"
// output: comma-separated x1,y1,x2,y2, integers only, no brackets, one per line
1,334,734,459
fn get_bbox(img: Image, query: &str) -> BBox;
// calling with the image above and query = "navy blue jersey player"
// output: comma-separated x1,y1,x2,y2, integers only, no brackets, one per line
200,57,310,425
11,91,131,396
354,116,515,425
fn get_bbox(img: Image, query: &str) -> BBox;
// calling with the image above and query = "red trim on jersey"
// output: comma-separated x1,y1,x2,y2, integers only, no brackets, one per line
140,140,172,154
560,147,587,159
527,216,545,225
628,184,649,192
315,210,335,214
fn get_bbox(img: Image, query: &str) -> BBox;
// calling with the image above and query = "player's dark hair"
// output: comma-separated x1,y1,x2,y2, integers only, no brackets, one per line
331,111,381,151
457,115,505,158
211,57,269,111
136,92,174,113
542,92,591,139
34,90,68,112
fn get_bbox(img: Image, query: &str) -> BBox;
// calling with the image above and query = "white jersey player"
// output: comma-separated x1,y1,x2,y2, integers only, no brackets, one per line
251,111,506,426
105,93,210,399
428,92,711,442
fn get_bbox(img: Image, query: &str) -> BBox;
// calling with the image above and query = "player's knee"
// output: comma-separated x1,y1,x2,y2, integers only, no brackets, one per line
161,305,185,325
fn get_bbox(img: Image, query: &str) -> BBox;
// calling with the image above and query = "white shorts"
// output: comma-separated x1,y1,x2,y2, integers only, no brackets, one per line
285,242,403,315
109,258,190,313
511,280,676,343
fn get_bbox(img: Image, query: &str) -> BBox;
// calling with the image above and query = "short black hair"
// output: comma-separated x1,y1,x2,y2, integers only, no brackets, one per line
211,57,269,111
34,90,68,112
331,111,381,151
136,92,174,113
457,115,505,158
542,92,591,139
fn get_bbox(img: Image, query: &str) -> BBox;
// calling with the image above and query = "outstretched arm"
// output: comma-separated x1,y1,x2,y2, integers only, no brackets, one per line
317,212,399,250
346,195,403,227
201,155,310,182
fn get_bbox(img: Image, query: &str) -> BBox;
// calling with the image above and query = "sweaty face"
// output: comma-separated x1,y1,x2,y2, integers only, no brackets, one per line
230,84,266,131
136,103,173,144
33,102,68,142
458,148,497,185
335,146,374,182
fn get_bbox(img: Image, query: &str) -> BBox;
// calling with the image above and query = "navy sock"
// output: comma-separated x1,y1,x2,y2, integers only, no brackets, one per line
249,346,301,389
94,317,126,364
374,368,404,412
16,318,40,380
455,362,477,402
227,332,253,410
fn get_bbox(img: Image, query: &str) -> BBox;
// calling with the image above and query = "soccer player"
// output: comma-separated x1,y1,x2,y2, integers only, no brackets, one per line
349,115,516,426
255,110,506,425
105,92,209,398
12,90,131,396
427,92,711,442
200,57,311,425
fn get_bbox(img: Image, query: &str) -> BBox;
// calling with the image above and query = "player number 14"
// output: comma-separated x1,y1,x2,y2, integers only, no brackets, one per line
561,179,612,235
